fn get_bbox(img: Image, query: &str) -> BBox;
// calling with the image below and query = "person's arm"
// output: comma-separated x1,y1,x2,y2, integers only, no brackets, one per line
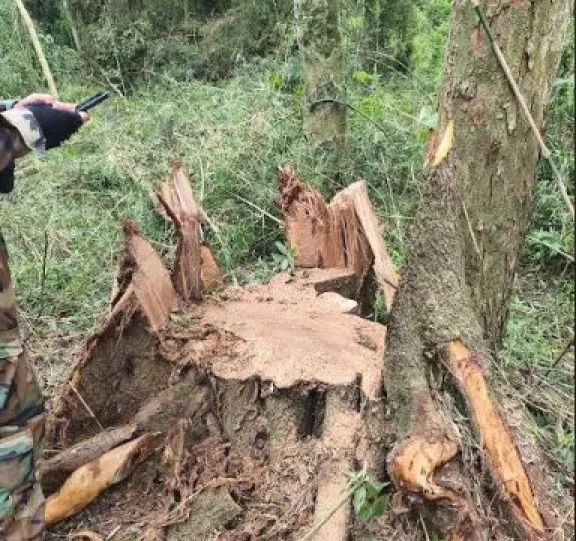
0,96,88,193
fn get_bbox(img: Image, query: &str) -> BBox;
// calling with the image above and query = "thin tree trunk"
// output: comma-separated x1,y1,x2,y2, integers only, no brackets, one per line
380,1,571,539
14,0,59,98
294,0,347,170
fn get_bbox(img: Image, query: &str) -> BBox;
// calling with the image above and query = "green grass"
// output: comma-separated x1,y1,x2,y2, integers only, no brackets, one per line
2,63,434,335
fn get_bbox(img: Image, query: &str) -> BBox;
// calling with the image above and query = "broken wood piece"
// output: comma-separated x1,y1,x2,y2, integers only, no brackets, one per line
447,340,545,535
46,223,179,450
156,161,203,301
45,433,161,526
308,392,362,541
44,380,211,494
276,166,397,311
329,188,372,280
312,292,359,314
69,531,104,541
200,245,221,291
122,219,176,331
277,163,341,268
341,180,399,311
41,425,137,495
388,434,459,502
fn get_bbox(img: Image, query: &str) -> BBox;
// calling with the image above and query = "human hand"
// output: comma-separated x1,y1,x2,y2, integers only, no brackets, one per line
25,104,88,149
16,94,90,123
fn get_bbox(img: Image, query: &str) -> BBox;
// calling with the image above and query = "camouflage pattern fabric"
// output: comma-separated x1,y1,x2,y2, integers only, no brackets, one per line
0,107,46,539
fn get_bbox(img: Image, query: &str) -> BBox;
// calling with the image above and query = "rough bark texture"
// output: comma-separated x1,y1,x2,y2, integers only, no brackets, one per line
294,0,347,163
381,1,571,538
443,0,571,347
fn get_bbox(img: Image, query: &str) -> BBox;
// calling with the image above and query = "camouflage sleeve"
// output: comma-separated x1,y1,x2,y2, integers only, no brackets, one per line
0,108,46,157
0,108,46,193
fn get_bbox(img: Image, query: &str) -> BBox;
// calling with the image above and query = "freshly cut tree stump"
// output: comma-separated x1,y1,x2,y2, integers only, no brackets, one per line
47,262,386,539
45,169,397,540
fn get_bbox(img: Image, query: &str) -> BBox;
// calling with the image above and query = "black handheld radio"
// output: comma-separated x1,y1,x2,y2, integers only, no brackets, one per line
76,91,109,112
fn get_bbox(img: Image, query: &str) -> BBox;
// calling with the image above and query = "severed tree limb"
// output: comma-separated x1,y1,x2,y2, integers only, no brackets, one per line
45,433,161,526
43,381,211,495
41,425,136,495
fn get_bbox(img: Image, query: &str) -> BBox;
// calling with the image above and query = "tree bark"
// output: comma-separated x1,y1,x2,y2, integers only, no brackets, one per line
381,1,571,539
294,0,347,169
443,0,571,348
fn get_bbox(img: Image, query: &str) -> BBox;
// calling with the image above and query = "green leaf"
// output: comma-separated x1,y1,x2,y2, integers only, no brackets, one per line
369,496,388,517
417,105,438,130
352,70,372,85
356,503,374,519
352,486,367,515
274,241,289,256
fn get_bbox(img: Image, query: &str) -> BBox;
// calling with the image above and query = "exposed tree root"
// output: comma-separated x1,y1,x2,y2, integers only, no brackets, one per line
389,435,459,502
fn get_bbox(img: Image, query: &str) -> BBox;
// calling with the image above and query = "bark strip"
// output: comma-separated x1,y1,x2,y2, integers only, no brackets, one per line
447,340,544,533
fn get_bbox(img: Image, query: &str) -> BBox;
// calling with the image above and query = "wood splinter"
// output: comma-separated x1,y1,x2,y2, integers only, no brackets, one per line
447,340,544,534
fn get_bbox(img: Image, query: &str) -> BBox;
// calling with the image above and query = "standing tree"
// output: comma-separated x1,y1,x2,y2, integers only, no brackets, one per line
294,0,347,174
378,0,572,539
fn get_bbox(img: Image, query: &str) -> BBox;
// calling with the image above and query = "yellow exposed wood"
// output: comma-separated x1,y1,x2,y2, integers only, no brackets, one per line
433,120,454,166
45,434,159,525
447,340,544,532
390,435,459,501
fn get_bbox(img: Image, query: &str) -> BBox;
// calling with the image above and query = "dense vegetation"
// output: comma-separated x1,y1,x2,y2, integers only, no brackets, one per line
1,0,573,487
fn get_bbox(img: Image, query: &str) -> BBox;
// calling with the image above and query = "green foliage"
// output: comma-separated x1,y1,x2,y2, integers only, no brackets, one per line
0,0,82,98
271,242,296,273
348,469,389,519
524,25,574,270
410,0,452,84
